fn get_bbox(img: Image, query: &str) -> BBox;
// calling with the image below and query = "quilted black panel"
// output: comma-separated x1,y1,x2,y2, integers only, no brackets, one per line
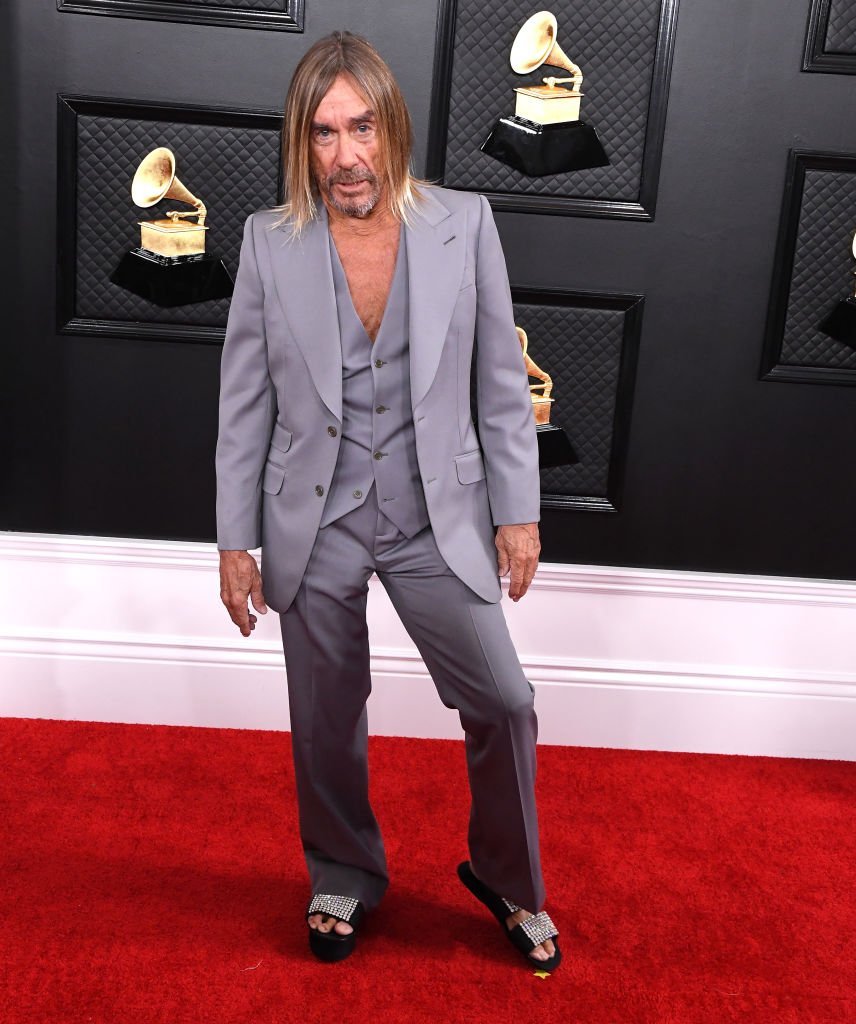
74,112,280,327
58,0,301,29
442,0,663,201
168,0,283,9
780,167,856,369
826,0,856,53
511,299,628,498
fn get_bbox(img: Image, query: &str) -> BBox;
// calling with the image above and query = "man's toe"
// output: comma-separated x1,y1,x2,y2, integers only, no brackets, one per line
308,913,353,936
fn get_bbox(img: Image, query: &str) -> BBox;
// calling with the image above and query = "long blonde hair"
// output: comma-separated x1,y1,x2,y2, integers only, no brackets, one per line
268,31,429,238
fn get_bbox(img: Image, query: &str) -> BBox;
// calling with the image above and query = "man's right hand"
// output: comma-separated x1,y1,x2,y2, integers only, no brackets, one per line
219,550,268,637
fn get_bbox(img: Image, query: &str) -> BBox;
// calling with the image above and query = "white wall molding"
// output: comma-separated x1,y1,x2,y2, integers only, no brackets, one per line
1,531,854,759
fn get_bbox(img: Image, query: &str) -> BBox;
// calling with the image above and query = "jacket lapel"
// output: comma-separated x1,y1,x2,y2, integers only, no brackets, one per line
406,190,467,410
268,203,343,421
266,188,466,420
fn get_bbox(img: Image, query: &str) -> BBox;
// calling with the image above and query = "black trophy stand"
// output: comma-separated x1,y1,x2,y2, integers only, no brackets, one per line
481,115,609,177
536,423,579,469
818,296,856,350
111,248,234,308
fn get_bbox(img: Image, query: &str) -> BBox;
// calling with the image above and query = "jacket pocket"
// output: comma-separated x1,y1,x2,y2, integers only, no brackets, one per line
262,460,285,495
269,423,293,455
455,448,486,484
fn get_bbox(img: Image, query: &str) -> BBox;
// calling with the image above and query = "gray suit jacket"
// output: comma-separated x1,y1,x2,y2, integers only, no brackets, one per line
215,185,540,611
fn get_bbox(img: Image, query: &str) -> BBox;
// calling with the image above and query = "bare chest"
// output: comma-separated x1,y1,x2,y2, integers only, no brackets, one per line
333,231,400,343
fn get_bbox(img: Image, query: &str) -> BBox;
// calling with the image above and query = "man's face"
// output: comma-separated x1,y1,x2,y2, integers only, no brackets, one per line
310,74,384,218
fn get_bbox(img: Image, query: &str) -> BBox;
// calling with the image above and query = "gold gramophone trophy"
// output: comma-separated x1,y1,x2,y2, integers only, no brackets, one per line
481,11,609,176
817,228,856,350
110,146,234,308
517,326,578,468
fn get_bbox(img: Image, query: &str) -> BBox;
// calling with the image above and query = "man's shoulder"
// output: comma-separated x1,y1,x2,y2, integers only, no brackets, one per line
245,206,287,231
417,184,484,217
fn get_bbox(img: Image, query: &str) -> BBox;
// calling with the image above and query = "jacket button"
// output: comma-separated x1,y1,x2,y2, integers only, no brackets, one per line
327,426,337,437
375,405,387,414
315,485,325,496
373,451,384,460
353,489,362,499
374,358,385,368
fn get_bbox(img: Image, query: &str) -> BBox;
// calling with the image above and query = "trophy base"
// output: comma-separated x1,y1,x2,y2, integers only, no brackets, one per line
818,296,856,349
110,248,234,308
480,116,610,176
537,423,579,469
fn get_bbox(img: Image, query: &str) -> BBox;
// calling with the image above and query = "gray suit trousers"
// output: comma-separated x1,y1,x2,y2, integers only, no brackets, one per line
278,484,546,914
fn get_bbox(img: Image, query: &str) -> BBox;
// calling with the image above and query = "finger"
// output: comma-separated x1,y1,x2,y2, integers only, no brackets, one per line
508,557,525,600
495,540,510,577
516,555,539,600
250,579,268,615
226,598,252,637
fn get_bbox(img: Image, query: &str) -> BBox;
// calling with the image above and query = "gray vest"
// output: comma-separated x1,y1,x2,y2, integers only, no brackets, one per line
319,225,430,537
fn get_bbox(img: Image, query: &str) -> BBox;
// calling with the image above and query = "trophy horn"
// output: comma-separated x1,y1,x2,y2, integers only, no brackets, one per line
509,11,583,90
131,146,207,226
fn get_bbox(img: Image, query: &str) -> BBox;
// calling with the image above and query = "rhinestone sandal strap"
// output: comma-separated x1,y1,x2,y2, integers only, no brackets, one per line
307,894,360,923
502,897,522,914
517,911,559,949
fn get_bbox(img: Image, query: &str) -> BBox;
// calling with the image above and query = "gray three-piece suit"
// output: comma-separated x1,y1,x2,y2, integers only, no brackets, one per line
216,185,546,913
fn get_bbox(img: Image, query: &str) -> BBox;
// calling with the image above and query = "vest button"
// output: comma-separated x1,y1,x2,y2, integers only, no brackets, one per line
374,358,385,368
353,489,362,499
315,485,325,496
373,451,384,461
375,405,387,414
327,426,337,437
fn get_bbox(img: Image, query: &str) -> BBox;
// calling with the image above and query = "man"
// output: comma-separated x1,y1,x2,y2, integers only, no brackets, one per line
216,31,560,970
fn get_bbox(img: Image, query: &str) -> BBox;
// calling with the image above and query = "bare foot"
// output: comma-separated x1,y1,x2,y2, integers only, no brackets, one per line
308,913,353,936
505,907,556,962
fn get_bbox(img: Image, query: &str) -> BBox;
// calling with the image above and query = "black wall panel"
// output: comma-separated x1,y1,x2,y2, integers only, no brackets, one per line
762,150,856,385
4,0,856,580
58,95,282,341
58,0,304,32
510,289,643,511
804,0,856,73
427,0,678,218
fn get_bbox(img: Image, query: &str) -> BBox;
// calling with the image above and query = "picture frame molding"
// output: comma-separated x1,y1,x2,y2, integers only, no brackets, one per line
510,285,645,512
57,0,304,33
760,148,856,387
425,0,681,221
56,92,283,344
802,0,856,75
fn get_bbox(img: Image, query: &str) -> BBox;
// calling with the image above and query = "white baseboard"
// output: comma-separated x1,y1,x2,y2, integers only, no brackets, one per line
1,531,854,759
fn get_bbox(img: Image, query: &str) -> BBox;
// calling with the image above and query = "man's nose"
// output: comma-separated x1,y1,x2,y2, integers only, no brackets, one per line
335,132,359,168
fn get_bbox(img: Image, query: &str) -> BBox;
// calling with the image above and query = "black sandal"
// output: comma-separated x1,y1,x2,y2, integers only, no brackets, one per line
457,861,562,971
306,894,365,962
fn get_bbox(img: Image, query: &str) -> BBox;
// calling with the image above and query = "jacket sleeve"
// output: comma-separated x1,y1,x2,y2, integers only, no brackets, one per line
473,194,541,526
215,212,277,550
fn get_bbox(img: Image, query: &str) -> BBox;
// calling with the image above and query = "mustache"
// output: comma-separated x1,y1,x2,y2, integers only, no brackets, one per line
327,169,376,186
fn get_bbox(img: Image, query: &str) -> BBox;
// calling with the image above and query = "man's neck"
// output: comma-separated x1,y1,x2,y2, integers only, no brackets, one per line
322,193,398,239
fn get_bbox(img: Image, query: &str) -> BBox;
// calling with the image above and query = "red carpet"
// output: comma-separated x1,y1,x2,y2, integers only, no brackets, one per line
0,717,853,1024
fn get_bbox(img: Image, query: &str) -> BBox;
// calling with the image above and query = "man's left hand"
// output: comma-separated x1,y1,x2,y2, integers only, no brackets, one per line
495,523,540,601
